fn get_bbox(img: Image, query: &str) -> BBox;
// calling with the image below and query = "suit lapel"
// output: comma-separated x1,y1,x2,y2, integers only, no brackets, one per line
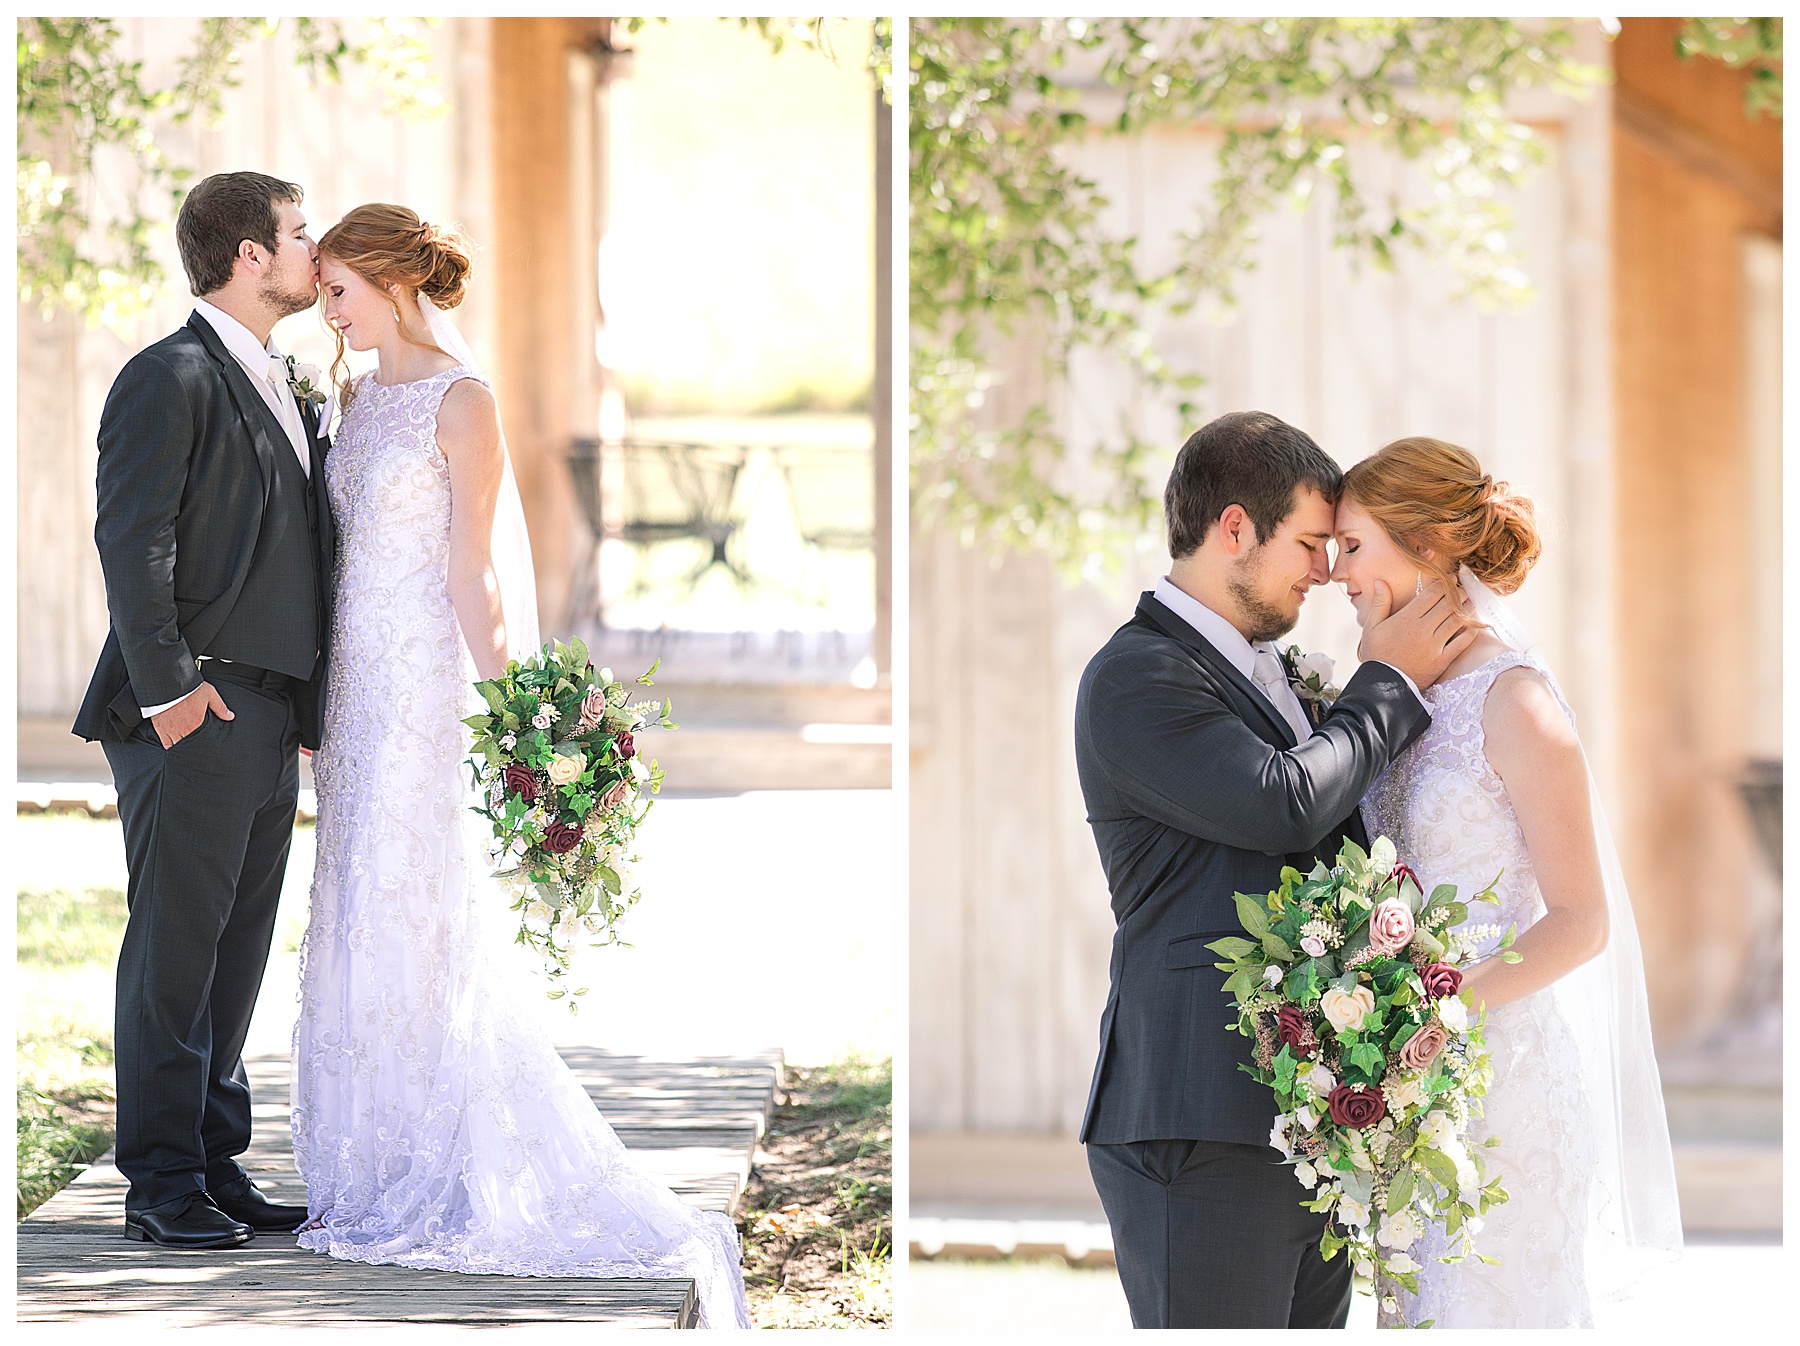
1135,593,1298,748
186,312,285,502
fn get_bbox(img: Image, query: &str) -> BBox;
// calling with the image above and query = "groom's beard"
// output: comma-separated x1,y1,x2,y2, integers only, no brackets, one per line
262,270,319,320
1228,559,1298,644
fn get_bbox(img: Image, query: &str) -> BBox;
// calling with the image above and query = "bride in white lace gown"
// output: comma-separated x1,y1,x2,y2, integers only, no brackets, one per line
289,205,748,1328
1330,438,1680,1328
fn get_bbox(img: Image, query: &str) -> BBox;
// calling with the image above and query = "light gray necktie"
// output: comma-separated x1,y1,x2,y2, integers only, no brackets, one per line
263,354,310,477
1251,648,1310,740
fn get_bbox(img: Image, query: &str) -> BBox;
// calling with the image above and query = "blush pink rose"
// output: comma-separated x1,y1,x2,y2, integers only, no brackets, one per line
1399,1021,1450,1070
600,779,630,809
578,685,607,730
1366,899,1416,956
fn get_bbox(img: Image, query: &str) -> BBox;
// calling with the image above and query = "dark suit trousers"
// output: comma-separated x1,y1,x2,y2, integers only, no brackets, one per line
1088,1138,1351,1329
104,678,300,1214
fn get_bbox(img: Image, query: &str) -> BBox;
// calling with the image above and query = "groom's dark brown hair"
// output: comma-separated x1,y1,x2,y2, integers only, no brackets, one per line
175,170,306,297
1164,410,1342,559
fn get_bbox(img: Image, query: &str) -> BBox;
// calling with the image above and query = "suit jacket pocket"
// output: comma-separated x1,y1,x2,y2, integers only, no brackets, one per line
1166,931,1241,970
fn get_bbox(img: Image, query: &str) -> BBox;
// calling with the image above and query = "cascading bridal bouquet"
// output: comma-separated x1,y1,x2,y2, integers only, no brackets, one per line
1208,835,1520,1327
463,640,673,1005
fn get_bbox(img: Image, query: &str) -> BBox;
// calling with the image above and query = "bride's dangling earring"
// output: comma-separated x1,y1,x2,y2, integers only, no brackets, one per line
390,301,402,324
1415,571,1424,598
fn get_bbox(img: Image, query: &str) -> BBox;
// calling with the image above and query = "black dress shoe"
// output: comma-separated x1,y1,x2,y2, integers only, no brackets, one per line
124,1195,254,1248
208,1178,310,1233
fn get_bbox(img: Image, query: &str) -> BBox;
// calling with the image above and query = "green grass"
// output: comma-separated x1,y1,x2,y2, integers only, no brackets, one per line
17,884,127,1220
18,885,127,966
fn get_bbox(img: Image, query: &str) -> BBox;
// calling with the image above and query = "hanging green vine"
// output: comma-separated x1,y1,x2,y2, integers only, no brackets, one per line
911,17,1605,575
18,17,444,330
1677,17,1782,119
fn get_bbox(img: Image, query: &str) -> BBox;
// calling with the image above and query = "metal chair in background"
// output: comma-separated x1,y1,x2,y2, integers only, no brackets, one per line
566,436,755,626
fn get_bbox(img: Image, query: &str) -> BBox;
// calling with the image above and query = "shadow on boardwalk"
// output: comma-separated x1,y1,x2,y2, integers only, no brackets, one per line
18,1048,781,1328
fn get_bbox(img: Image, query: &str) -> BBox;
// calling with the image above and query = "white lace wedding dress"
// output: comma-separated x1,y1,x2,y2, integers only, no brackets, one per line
291,366,749,1328
1362,650,1596,1327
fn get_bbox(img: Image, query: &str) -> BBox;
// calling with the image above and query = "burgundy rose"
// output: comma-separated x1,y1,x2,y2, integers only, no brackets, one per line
1366,898,1416,956
503,763,538,804
542,820,583,854
1419,962,1463,1000
1276,1005,1317,1060
1326,1083,1387,1129
601,780,630,809
615,731,636,761
1400,1021,1450,1071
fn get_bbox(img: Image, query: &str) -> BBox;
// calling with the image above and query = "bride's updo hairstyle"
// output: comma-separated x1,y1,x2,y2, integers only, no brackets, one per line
1340,437,1542,615
317,203,474,406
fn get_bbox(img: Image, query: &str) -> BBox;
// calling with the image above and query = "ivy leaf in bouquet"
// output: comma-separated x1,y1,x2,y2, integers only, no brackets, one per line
1207,834,1523,1327
462,640,675,1008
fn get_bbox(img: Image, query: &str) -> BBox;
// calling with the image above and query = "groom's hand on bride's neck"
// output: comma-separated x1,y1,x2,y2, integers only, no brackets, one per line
1359,578,1476,689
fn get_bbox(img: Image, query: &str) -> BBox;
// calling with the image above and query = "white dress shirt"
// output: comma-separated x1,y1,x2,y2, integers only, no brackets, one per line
1153,577,1426,743
140,304,314,719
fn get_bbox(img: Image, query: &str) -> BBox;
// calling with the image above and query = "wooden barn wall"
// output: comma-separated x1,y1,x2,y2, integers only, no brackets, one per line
910,40,1624,1133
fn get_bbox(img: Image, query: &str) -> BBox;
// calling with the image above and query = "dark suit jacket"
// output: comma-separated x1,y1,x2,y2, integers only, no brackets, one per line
73,312,335,748
1074,592,1432,1147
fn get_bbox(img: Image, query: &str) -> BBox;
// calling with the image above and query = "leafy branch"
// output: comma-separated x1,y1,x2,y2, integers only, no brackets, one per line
910,17,1604,575
18,17,445,330
1677,17,1782,119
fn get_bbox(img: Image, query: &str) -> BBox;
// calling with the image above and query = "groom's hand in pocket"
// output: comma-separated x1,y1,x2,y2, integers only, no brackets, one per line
1360,578,1476,688
151,681,235,748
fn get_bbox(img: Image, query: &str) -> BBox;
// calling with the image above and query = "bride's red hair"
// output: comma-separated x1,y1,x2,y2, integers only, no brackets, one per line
317,203,475,407
1340,437,1542,612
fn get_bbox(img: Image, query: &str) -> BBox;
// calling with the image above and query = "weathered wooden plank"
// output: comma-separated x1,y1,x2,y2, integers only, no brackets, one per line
19,1047,778,1328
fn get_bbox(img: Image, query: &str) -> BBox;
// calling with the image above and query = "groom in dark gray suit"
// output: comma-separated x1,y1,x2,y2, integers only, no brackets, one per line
73,172,334,1248
1074,411,1473,1327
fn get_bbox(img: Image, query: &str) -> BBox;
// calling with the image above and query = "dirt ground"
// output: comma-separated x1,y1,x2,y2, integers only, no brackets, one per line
737,1059,892,1328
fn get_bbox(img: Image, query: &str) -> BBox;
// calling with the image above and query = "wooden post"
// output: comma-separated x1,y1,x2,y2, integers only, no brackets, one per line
489,17,609,639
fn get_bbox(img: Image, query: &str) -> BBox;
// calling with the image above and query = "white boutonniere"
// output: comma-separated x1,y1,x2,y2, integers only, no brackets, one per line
1282,645,1341,706
285,356,329,407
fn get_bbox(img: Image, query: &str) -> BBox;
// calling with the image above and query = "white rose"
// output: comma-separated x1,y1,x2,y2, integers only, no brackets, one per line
1263,964,1285,988
1384,1251,1421,1275
523,900,554,933
1418,1110,1453,1148
1294,1161,1318,1190
499,732,517,751
1320,983,1376,1032
599,667,615,684
1300,934,1327,958
1384,1074,1424,1113
294,360,324,385
1296,1104,1320,1131
547,751,585,786
1338,1197,1371,1229
532,708,554,731
1377,1209,1423,1249
1380,1295,1401,1315
1354,1257,1375,1281
630,755,650,782
1295,650,1335,686
1436,994,1469,1034
1304,1063,1336,1097
1465,1216,1484,1237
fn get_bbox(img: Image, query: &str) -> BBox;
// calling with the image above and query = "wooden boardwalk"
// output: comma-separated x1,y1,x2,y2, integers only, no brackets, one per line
18,1047,782,1328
